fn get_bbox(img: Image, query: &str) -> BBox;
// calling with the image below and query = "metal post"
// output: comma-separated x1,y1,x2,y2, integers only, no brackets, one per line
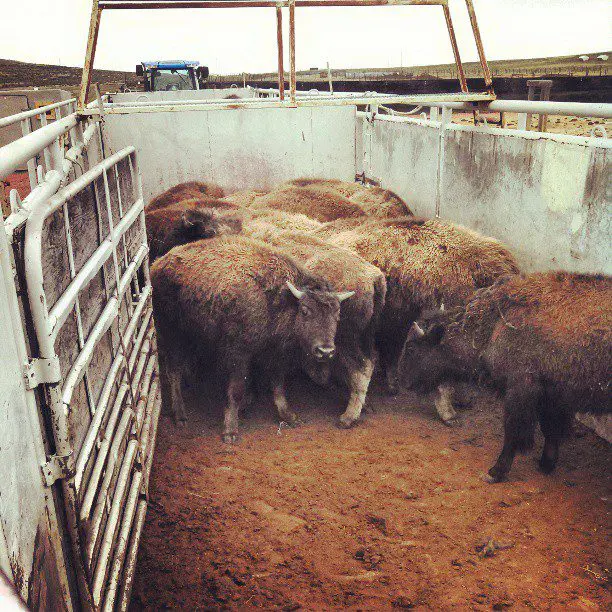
327,61,334,94
288,0,296,104
78,1,102,110
442,5,468,93
276,4,285,101
464,0,493,91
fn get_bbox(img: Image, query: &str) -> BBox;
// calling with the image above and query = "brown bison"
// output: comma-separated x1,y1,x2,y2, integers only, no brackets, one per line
349,186,413,219
222,189,269,208
151,236,354,442
280,177,365,198
145,199,242,261
406,272,612,481
146,180,225,211
249,185,367,222
242,219,386,427
246,208,324,233
317,217,519,410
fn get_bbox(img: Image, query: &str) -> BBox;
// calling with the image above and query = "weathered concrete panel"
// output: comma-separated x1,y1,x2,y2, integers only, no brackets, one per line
102,105,356,203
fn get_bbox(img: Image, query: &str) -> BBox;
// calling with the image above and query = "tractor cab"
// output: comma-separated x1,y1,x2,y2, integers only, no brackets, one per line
136,60,209,92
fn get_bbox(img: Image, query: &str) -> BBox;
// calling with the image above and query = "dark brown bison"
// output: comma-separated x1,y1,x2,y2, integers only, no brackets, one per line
349,186,413,219
151,236,354,442
406,271,611,481
242,219,386,427
146,181,225,211
145,200,242,261
317,217,519,408
249,185,367,222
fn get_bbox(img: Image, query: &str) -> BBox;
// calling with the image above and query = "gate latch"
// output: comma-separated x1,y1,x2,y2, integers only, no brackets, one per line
23,356,61,389
41,452,74,487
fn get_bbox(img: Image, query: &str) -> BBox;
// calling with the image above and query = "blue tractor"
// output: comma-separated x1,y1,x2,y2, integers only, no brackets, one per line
135,60,209,92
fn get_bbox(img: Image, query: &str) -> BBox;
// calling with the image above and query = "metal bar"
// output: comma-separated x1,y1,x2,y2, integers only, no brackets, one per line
434,106,451,218
464,0,493,90
276,5,285,101
442,5,467,93
79,2,102,109
99,0,447,6
0,99,76,129
288,0,296,104
117,499,147,612
20,119,37,189
92,439,138,607
0,115,78,181
101,469,143,612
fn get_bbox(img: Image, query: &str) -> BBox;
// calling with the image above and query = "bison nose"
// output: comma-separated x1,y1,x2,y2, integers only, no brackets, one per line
314,346,335,361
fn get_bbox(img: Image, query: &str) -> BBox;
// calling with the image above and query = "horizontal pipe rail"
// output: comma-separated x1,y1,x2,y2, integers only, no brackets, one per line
0,115,78,180
99,0,447,7
0,98,76,129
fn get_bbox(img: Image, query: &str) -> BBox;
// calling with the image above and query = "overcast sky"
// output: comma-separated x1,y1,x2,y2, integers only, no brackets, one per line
1,1,610,74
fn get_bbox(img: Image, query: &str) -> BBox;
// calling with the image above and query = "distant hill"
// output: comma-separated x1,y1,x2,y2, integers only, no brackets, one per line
0,58,139,92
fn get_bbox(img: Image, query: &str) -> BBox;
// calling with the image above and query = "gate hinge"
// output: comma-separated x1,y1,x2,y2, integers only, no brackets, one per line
23,356,61,389
41,452,74,487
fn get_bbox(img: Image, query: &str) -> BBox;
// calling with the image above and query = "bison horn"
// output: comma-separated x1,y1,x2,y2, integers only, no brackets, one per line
439,302,445,312
335,291,355,302
412,322,426,337
286,281,306,300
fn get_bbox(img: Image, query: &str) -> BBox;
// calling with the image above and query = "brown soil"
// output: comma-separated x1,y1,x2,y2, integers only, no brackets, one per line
130,370,610,611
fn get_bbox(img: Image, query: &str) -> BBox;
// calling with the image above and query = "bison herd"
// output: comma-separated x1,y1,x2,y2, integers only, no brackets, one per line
145,178,611,482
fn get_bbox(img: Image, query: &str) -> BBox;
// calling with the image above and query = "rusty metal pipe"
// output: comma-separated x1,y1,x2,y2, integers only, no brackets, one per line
79,3,102,109
288,0,296,104
276,5,285,101
464,0,493,90
442,5,467,93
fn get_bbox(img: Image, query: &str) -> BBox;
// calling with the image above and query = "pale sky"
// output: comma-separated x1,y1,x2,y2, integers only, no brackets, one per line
1,1,610,74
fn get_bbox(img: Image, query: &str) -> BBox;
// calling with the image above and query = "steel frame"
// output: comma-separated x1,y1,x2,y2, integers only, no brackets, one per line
79,0,496,108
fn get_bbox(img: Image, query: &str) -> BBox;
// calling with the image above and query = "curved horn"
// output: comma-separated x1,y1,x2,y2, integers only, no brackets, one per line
336,291,355,303
286,281,305,300
439,302,445,312
412,322,425,337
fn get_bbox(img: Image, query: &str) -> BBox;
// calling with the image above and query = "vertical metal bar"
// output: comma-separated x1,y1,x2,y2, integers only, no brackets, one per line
276,4,285,101
20,118,37,189
443,5,468,93
79,1,102,110
62,201,97,418
326,61,333,95
288,0,296,104
434,106,452,219
39,112,53,172
464,0,493,91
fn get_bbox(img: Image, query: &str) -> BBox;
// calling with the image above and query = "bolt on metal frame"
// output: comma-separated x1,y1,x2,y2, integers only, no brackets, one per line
80,0,496,109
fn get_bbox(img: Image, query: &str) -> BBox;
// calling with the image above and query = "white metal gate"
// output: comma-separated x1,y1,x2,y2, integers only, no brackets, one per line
1,102,159,610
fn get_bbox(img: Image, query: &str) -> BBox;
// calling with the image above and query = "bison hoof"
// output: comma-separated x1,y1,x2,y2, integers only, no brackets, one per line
486,465,508,483
442,415,462,427
386,382,400,396
280,413,302,427
222,433,238,444
176,417,187,427
338,415,359,429
538,457,557,474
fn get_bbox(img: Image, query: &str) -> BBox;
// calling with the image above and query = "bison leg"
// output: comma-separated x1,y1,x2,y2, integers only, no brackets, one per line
488,379,541,482
271,374,301,426
223,365,249,444
338,355,374,429
157,335,187,425
377,331,406,395
434,384,458,425
537,399,570,474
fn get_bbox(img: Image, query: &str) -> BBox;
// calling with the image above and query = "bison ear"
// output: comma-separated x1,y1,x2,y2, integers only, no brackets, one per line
426,323,445,345
286,281,305,300
335,291,355,303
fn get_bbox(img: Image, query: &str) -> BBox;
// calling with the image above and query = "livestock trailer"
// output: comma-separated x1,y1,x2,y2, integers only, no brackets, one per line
0,1,610,610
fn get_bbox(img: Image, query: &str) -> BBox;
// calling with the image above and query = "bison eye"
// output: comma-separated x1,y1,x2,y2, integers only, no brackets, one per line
300,305,311,316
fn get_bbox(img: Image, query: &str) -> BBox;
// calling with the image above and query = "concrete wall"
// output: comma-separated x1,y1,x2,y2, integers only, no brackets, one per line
110,87,256,104
102,105,357,202
359,114,611,275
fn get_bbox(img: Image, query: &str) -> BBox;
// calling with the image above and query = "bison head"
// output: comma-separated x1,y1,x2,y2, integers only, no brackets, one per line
180,208,242,241
286,281,354,362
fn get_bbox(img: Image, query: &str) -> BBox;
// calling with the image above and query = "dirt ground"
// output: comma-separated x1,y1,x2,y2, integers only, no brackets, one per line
130,369,610,611
453,112,611,137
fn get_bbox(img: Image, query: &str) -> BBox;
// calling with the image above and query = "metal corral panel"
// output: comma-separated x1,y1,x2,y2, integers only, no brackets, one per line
101,105,356,202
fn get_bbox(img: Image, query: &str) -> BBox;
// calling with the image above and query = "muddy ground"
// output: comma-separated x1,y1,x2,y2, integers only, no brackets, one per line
130,368,610,611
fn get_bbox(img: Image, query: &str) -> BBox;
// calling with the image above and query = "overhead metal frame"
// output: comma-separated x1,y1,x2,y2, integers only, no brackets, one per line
80,0,495,110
